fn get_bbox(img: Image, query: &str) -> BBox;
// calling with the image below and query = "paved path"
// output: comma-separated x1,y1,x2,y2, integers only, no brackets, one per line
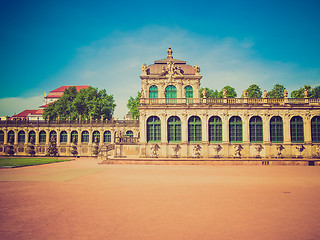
1,158,320,240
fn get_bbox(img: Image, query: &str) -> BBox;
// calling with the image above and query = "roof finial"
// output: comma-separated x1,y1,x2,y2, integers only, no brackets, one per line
167,46,173,59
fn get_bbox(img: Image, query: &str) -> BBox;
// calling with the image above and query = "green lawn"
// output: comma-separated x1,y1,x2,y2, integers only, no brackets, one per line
0,157,72,167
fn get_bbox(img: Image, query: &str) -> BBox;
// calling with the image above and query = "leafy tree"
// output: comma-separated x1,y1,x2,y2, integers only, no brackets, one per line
200,88,221,98
244,84,262,98
267,84,285,98
220,86,237,98
127,91,141,120
291,85,312,98
43,86,116,121
310,86,320,98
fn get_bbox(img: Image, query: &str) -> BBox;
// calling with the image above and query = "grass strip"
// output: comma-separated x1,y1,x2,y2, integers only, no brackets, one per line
0,157,71,167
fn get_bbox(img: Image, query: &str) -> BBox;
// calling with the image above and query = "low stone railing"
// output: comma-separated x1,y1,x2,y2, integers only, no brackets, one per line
140,98,320,105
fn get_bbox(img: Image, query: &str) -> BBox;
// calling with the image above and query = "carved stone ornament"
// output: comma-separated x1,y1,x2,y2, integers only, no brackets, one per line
141,64,148,76
255,144,264,158
296,145,305,158
276,145,285,158
193,65,200,75
243,90,248,98
193,144,202,158
151,144,160,158
213,144,222,157
160,62,183,79
173,144,181,158
234,145,243,157
283,89,288,98
263,90,267,98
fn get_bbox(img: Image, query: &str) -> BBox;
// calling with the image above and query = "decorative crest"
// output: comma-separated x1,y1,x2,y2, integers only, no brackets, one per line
167,46,173,59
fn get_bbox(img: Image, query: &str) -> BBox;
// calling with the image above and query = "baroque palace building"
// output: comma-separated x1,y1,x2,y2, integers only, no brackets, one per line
1,47,320,163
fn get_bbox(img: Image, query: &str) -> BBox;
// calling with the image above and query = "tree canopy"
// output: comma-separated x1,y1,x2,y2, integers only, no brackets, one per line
200,86,236,98
127,91,141,120
244,84,262,98
43,86,116,121
290,85,312,98
267,84,285,98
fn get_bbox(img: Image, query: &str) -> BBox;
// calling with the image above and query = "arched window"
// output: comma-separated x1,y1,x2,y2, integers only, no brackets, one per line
28,131,36,143
18,131,25,143
270,116,283,143
168,116,181,142
149,85,158,98
39,130,46,143
185,86,193,98
188,116,202,142
147,116,161,142
250,116,263,142
92,131,100,143
50,131,57,141
125,130,133,138
0,130,4,143
8,130,15,143
311,116,320,143
60,131,67,143
71,131,78,143
165,85,177,98
104,131,111,143
81,131,89,143
229,116,242,142
290,116,304,143
209,116,222,142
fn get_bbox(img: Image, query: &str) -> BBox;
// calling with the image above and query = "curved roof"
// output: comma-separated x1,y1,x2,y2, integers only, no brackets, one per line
146,47,197,75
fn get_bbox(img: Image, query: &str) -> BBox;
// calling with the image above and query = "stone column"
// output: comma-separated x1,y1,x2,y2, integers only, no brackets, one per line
201,114,208,143
263,116,270,143
4,130,8,144
283,115,291,143
304,116,311,144
242,115,250,143
181,113,188,143
222,115,229,143
46,130,50,144
14,130,18,145
139,114,146,144
160,113,167,143
56,130,61,146
25,130,28,144
35,130,39,144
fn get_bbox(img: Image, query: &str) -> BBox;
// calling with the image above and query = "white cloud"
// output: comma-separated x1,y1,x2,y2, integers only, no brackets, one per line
1,26,319,117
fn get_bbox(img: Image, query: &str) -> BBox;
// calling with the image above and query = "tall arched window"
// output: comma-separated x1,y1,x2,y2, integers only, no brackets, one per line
149,86,158,98
71,131,78,143
92,131,100,143
209,116,222,142
60,131,67,143
168,116,181,142
165,85,177,98
290,116,304,143
185,86,193,98
8,130,15,143
0,130,4,143
270,116,283,143
125,130,133,138
50,131,57,140
18,131,25,143
81,131,89,143
229,116,242,142
250,116,263,142
28,131,36,143
39,130,46,143
311,116,320,143
104,131,111,143
188,116,202,142
147,116,161,142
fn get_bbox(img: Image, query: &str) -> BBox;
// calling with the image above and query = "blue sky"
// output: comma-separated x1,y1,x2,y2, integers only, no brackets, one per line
0,0,319,118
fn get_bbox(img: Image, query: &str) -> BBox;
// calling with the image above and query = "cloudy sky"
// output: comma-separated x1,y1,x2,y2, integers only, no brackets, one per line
0,0,319,118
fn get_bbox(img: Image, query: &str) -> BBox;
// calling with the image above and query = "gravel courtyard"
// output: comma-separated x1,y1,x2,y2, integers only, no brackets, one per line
0,158,319,240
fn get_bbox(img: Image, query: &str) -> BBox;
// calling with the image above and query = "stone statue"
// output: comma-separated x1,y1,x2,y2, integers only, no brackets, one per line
234,145,243,157
202,88,207,98
141,64,148,76
283,89,288,98
160,66,168,76
193,144,202,158
193,65,200,75
263,90,267,98
223,89,227,98
304,88,309,98
316,145,320,157
276,145,285,158
140,87,145,98
151,144,160,158
243,90,247,98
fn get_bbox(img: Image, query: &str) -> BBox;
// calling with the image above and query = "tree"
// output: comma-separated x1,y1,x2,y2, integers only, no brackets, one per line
127,91,141,120
220,86,237,98
245,84,262,98
200,88,222,98
43,86,116,121
310,86,320,98
267,84,285,98
291,85,312,98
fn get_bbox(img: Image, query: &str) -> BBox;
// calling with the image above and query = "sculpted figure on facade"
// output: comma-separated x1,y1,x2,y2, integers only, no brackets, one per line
263,90,267,98
296,145,305,158
276,145,285,158
193,65,200,75
141,64,148,76
193,144,202,158
255,144,264,158
243,90,247,98
223,89,227,98
213,144,222,158
173,144,181,158
140,87,145,98
234,145,243,157
304,88,309,98
151,144,160,158
283,89,288,98
316,145,320,157
202,88,207,98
